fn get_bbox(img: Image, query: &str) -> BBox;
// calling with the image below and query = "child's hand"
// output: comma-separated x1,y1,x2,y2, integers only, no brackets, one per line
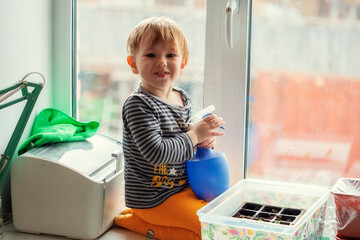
187,114,225,146
197,136,216,149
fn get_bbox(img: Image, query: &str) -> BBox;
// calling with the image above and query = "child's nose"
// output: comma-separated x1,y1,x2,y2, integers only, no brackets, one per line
156,57,167,67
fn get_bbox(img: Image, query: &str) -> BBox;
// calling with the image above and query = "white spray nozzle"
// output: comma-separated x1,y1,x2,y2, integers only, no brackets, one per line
188,105,216,124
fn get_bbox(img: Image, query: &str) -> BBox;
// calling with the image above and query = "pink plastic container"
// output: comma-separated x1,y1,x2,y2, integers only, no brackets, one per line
331,178,360,239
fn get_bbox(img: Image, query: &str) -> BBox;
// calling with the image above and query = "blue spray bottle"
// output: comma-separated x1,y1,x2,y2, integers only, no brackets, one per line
186,106,230,202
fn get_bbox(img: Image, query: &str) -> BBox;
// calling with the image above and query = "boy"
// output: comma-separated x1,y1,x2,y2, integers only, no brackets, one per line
115,17,225,240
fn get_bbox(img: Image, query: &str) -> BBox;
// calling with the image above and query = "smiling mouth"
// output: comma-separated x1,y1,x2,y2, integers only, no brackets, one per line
154,71,169,78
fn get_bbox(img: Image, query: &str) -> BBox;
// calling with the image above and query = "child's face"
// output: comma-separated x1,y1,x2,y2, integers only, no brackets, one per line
128,34,186,94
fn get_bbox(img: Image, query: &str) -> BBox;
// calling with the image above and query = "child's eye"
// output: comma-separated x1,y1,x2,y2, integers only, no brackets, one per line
145,53,156,58
167,53,176,58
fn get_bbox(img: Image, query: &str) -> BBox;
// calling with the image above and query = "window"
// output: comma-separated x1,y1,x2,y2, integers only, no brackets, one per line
73,0,360,186
245,0,360,185
76,0,207,140
203,0,360,186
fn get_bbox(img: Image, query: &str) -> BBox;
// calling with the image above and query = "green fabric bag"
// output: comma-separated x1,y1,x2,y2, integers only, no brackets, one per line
18,108,100,155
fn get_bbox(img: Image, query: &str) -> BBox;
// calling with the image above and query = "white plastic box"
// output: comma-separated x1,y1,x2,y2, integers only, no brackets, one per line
197,179,330,240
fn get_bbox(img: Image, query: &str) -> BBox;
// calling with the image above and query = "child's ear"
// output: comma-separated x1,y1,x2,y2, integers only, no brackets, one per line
180,58,188,74
127,56,139,74
181,58,188,69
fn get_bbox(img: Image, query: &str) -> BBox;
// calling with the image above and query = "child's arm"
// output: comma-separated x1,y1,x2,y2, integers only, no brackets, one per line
123,96,195,165
197,137,216,149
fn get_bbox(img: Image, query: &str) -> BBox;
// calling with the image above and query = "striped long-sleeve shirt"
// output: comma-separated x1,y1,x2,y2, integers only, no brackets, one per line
122,85,195,208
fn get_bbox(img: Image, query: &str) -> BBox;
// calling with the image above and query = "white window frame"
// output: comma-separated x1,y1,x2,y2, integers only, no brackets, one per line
204,0,251,184
52,0,74,116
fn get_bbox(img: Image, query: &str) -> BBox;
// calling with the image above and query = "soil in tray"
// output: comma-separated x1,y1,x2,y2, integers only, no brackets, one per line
242,202,262,211
233,209,257,219
282,208,302,216
232,202,304,226
254,212,276,222
263,205,282,214
274,215,296,225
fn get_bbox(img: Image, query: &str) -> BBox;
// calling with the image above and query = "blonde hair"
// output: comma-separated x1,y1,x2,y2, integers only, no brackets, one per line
127,17,189,63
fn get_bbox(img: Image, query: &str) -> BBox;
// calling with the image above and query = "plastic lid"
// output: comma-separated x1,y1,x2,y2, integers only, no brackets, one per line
332,178,360,197
23,134,122,176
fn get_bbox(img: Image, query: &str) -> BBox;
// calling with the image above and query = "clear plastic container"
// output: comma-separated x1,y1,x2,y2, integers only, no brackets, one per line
197,179,330,240
331,178,360,239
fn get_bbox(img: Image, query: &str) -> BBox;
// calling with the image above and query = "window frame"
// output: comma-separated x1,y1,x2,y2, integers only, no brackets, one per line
52,0,75,116
203,0,251,184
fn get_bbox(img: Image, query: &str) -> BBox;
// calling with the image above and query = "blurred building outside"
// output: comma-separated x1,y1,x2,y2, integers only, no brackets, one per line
247,0,360,185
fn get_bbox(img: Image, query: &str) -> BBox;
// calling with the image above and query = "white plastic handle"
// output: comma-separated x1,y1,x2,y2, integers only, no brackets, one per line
112,150,123,172
225,0,239,48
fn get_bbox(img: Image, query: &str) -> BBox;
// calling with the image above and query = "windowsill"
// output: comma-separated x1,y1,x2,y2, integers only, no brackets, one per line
3,223,146,240
3,198,340,240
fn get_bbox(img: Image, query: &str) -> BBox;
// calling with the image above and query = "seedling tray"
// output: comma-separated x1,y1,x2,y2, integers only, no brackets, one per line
197,179,330,240
232,202,305,225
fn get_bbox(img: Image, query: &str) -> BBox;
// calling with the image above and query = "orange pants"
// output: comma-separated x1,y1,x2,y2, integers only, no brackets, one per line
114,187,207,240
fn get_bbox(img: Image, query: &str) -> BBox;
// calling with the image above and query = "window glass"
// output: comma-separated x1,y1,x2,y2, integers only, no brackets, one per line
76,0,207,140
247,0,360,185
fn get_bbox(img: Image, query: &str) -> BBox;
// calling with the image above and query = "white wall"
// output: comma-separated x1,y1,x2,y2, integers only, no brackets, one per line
0,0,52,212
